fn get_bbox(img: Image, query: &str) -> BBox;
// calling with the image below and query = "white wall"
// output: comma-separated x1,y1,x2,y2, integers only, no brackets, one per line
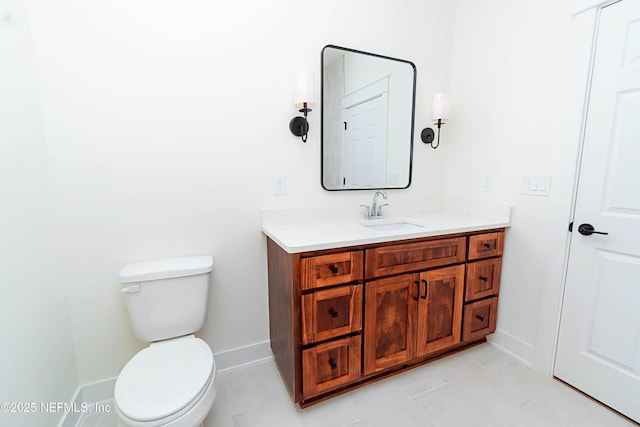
446,0,582,366
22,0,456,384
8,0,588,403
0,1,78,425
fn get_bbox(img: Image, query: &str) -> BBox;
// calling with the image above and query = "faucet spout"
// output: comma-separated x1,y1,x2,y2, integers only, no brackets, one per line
369,191,388,219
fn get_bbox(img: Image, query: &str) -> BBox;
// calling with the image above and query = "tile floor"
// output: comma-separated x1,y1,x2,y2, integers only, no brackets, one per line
81,343,638,427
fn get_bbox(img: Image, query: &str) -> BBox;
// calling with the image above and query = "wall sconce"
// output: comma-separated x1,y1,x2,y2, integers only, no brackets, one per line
421,92,450,149
289,69,315,143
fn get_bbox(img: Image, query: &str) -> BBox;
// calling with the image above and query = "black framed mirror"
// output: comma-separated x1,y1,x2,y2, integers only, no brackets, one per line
321,45,416,191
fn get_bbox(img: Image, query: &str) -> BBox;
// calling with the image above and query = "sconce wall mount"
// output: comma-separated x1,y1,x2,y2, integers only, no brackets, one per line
290,70,315,143
421,92,450,149
289,103,312,142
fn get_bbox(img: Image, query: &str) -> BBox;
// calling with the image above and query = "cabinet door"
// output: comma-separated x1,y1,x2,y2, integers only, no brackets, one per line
364,274,416,375
416,265,465,356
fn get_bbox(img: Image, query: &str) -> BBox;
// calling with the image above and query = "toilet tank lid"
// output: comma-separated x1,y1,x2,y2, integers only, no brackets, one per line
119,256,213,284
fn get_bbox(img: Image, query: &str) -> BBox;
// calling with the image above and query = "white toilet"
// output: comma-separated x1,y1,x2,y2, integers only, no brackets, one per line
114,256,216,427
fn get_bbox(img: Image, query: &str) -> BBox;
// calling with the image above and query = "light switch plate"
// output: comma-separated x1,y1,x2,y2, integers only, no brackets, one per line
481,175,494,192
520,175,551,196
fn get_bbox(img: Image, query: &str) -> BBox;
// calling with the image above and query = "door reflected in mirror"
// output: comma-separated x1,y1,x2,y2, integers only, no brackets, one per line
322,45,416,191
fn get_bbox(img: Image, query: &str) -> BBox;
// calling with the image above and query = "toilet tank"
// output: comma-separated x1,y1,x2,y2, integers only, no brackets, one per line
119,256,213,343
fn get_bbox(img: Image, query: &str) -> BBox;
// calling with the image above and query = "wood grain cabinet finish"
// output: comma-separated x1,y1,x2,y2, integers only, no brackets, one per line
468,232,504,260
365,237,465,278
364,274,416,374
463,297,498,341
465,258,502,302
416,265,465,356
301,251,363,290
301,284,362,345
364,265,465,375
302,335,361,398
266,228,505,406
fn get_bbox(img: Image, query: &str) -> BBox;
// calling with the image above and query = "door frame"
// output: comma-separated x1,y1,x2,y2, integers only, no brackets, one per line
533,0,627,376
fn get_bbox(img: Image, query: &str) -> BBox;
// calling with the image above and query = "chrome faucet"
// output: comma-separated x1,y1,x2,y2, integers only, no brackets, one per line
361,191,388,220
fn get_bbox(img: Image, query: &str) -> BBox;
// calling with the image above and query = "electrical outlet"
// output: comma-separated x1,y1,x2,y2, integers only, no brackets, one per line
274,176,287,196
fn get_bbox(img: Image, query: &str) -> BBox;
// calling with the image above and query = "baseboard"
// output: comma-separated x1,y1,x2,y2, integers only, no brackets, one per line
56,377,116,427
488,328,536,367
214,340,273,373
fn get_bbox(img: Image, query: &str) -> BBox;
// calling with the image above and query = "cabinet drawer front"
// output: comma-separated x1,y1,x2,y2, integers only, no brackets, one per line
302,335,362,399
301,251,363,290
465,258,502,302
365,237,466,278
462,298,498,341
301,285,363,345
468,232,504,260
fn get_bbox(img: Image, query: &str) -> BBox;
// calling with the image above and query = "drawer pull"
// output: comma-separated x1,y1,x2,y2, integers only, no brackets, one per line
421,279,428,299
329,265,339,274
413,281,420,301
329,359,337,370
329,308,339,318
483,242,493,249
479,276,489,282
476,314,486,322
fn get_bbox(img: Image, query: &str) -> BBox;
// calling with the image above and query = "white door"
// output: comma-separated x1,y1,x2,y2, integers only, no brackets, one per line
555,0,640,422
342,93,388,189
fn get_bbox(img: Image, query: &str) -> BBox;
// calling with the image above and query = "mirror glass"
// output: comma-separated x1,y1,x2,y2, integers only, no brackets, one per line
322,45,416,190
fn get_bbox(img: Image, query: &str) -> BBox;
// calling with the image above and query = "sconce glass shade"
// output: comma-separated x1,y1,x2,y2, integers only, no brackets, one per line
432,92,450,122
293,69,315,110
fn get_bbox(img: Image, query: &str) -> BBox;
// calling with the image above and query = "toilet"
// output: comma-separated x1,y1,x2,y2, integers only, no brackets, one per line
114,256,216,427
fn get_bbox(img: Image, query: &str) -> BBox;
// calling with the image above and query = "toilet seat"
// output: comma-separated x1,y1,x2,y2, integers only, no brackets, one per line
115,335,214,426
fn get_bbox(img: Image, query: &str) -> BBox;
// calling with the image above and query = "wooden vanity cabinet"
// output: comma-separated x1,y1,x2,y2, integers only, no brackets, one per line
266,228,505,406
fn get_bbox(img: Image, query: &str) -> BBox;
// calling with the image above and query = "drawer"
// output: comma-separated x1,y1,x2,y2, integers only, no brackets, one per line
365,237,466,278
462,297,498,341
301,251,363,290
301,284,363,345
465,258,502,302
468,231,504,260
302,335,362,399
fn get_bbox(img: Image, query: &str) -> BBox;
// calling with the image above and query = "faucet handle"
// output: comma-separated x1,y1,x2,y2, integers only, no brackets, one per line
360,204,371,219
376,203,389,216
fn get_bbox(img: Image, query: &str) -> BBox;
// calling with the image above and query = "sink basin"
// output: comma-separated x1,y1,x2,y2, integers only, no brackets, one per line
360,220,425,232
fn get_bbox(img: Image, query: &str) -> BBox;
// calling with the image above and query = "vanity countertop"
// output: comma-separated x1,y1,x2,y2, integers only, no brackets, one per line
261,200,511,254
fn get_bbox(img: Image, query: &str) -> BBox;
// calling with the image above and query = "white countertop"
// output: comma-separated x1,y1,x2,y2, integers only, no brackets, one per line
261,200,511,253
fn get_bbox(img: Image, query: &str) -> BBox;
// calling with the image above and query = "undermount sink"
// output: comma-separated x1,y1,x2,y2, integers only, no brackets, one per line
360,220,425,232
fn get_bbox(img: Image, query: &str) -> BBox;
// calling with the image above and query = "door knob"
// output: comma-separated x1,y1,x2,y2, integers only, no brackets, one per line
577,223,609,236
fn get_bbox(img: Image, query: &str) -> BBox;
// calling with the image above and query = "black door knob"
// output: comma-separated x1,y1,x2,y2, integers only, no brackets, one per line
578,223,609,236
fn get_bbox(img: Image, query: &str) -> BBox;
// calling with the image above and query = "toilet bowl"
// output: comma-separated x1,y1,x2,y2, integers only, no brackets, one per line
115,256,216,427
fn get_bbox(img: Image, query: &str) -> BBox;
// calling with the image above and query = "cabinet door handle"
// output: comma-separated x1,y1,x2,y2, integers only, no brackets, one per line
329,359,337,370
329,265,339,274
479,276,489,282
421,279,428,299
413,281,420,301
476,314,485,322
329,308,339,318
